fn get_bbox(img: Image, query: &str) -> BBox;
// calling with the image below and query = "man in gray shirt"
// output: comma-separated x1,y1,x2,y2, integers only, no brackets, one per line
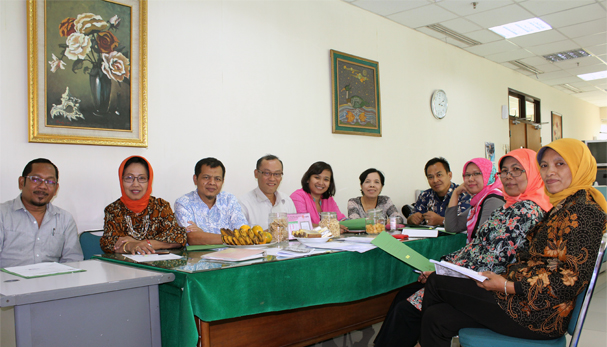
0,158,83,268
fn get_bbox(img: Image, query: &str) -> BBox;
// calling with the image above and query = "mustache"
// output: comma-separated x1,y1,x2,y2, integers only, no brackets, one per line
33,190,49,196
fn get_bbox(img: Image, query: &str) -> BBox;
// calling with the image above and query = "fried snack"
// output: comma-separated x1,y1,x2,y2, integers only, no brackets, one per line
366,222,385,234
319,218,340,237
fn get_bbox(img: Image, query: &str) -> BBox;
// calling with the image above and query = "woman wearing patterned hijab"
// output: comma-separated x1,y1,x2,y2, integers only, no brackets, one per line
420,139,607,346
100,156,187,254
444,157,504,241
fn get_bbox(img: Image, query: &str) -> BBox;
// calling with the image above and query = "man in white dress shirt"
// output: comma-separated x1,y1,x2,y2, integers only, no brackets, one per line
239,154,296,229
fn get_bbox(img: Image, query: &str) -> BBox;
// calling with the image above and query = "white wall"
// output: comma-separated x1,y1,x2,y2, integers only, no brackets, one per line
0,0,602,232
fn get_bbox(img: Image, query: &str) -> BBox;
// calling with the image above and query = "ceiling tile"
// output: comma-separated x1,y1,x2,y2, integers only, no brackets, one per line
350,0,429,16
465,29,504,44
518,0,595,16
484,49,536,63
525,39,580,55
552,56,606,70
585,44,607,57
464,40,520,56
569,64,607,76
465,4,534,28
439,17,483,34
542,76,585,86
573,34,607,49
529,63,562,73
387,4,458,28
436,0,514,17
559,18,607,39
541,3,606,28
508,30,567,48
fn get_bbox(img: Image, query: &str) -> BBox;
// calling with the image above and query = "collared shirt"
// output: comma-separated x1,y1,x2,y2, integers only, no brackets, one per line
239,187,297,229
174,190,248,234
413,182,471,220
0,195,83,268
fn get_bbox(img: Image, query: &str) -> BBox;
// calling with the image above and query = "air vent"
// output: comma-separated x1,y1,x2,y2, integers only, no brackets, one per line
426,24,481,46
559,84,582,93
543,49,590,63
509,60,543,75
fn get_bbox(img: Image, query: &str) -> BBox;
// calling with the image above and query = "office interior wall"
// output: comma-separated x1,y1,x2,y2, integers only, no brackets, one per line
0,0,601,231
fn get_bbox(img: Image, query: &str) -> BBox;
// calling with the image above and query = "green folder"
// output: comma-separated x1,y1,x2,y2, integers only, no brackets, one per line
340,218,366,230
186,244,225,251
371,231,435,272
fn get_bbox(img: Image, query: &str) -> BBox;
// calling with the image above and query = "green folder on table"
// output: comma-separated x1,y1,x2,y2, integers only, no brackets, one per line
340,218,366,230
371,231,435,272
186,244,225,251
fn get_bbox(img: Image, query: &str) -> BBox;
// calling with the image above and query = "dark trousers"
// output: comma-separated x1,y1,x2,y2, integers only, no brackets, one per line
374,282,425,347
420,273,552,347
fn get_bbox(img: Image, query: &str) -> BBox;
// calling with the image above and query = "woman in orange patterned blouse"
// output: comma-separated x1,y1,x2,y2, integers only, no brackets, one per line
420,138,607,346
100,156,187,254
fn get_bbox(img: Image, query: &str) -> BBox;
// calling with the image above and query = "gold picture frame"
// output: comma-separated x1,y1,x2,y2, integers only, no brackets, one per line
27,0,147,147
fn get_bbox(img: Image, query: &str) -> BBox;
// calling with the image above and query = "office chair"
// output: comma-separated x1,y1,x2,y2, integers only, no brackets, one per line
457,237,607,347
79,230,104,260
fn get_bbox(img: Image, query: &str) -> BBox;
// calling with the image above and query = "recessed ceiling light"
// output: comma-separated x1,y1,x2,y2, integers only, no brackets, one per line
489,18,552,39
578,71,607,81
544,49,590,63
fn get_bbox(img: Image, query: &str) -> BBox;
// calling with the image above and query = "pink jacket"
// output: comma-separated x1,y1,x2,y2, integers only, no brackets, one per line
290,188,346,224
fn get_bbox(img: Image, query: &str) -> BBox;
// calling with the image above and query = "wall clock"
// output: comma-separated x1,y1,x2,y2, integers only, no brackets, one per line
431,89,448,120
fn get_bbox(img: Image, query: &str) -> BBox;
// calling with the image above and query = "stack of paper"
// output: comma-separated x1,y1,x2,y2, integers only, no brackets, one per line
202,248,266,262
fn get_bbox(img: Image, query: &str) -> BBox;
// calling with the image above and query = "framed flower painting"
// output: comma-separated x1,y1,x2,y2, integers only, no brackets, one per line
27,0,147,147
551,112,562,141
330,50,381,137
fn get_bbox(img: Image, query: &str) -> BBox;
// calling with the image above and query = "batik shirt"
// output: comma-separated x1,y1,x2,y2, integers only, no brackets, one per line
101,196,187,253
174,191,247,234
413,183,470,219
407,199,545,310
496,190,606,338
347,196,402,219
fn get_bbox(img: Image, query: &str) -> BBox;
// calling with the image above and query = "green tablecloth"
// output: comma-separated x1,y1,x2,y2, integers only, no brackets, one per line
97,233,465,347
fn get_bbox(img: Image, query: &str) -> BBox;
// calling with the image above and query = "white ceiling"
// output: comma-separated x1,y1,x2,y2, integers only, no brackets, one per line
343,0,607,107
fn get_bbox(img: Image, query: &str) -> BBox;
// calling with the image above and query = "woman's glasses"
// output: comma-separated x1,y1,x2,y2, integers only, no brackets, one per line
463,172,483,179
123,175,148,183
499,168,525,178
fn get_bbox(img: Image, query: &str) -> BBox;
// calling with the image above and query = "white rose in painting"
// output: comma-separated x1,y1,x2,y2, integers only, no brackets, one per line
109,15,121,27
64,33,92,60
48,53,66,73
74,13,108,35
101,51,130,82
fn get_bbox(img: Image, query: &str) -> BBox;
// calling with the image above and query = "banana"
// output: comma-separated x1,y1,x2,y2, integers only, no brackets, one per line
238,237,246,245
225,236,233,245
247,229,255,240
233,229,240,239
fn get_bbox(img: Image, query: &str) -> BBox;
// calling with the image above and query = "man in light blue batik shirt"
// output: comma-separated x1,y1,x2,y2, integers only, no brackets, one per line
175,157,247,245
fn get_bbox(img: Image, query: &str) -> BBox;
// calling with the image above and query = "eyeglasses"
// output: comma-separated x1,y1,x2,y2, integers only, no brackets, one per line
499,168,525,178
463,172,483,179
257,170,283,178
123,175,148,183
25,176,57,186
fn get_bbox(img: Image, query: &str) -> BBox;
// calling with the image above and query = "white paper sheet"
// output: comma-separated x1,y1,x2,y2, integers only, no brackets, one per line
2,262,84,278
430,260,487,282
308,241,377,253
123,253,183,262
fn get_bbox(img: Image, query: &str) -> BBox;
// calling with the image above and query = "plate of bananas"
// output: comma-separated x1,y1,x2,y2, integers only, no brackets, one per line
220,225,275,248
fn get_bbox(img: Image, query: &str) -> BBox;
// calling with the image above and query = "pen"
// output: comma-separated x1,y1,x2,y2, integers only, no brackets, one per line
52,228,55,236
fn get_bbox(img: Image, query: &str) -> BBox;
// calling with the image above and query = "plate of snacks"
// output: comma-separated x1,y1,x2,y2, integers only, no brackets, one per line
293,227,332,244
220,225,275,247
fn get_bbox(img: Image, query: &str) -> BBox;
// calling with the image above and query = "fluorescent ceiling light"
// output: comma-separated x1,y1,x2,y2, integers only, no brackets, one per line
426,24,481,46
544,49,590,63
578,71,607,81
509,60,543,75
489,18,552,39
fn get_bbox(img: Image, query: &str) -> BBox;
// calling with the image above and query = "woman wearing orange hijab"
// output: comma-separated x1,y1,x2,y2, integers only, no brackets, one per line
100,156,187,254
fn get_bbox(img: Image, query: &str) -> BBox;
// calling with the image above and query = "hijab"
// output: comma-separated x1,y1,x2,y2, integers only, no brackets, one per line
499,148,552,212
537,138,607,212
464,158,503,242
119,156,154,214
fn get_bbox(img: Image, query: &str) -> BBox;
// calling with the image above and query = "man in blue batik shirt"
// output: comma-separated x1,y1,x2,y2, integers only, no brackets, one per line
175,157,247,245
406,157,470,226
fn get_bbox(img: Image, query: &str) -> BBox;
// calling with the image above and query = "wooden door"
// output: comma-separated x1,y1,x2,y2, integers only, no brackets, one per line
526,124,541,152
509,117,526,150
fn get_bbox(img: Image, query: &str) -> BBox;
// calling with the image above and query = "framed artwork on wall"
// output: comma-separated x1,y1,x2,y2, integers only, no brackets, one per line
330,50,381,137
551,112,562,141
27,0,147,147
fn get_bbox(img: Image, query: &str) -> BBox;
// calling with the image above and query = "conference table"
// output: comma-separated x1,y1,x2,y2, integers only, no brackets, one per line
96,233,466,347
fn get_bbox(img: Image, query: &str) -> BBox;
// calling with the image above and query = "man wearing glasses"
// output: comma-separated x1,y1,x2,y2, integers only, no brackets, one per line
239,154,296,229
0,158,83,267
174,157,247,245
